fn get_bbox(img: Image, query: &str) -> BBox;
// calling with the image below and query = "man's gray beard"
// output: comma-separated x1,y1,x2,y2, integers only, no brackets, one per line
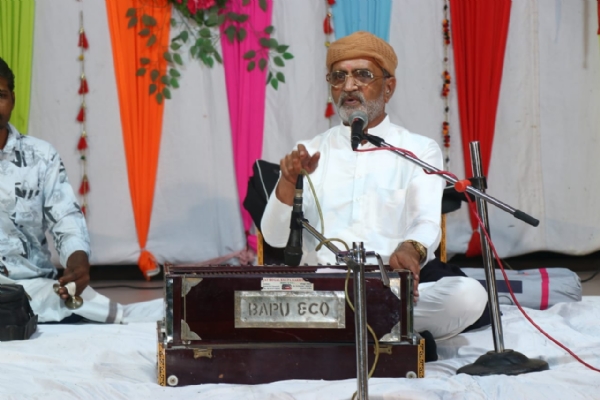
335,90,386,125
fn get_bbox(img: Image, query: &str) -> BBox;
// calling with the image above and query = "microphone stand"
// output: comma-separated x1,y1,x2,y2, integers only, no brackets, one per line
293,216,407,400
362,134,549,376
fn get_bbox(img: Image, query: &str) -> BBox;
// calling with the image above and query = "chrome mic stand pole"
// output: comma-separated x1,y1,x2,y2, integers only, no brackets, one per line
298,220,393,400
352,242,369,400
468,142,505,352
361,133,548,375
363,135,539,227
456,141,548,375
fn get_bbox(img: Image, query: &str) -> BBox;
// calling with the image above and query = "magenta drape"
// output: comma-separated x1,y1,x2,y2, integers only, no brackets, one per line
450,0,512,256
220,0,272,255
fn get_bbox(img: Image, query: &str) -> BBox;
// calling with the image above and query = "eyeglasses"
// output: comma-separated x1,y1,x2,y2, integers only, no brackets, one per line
326,69,385,88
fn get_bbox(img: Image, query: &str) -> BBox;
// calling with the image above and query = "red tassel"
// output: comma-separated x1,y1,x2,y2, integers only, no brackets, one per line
325,101,335,118
78,77,89,94
327,0,336,5
323,16,333,35
76,105,85,122
78,29,89,49
77,135,88,151
79,175,90,195
81,204,87,217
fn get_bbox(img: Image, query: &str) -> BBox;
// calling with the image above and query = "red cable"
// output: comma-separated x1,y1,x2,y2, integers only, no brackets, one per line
464,194,600,373
357,145,600,372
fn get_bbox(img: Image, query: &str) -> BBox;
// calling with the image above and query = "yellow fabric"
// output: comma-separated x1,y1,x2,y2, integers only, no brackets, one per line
0,0,35,134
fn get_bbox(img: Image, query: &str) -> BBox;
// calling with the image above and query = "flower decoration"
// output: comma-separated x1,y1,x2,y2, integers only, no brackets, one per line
126,0,293,104
182,0,217,15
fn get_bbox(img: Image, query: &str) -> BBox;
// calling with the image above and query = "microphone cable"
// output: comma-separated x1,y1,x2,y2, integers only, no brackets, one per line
300,169,385,386
356,145,600,373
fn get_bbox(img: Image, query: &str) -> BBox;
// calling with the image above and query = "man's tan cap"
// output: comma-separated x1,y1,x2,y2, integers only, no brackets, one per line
326,31,397,76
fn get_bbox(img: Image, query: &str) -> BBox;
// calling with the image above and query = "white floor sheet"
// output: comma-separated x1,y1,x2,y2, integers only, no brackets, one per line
1,297,599,400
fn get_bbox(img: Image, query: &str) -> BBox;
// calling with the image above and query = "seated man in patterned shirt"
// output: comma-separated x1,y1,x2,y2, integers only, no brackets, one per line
0,57,94,321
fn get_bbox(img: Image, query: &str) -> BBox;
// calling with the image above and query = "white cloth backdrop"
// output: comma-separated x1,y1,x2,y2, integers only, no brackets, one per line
26,0,600,267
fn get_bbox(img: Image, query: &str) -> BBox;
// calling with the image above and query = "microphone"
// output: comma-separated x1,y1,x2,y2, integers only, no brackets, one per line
348,111,368,151
284,174,304,266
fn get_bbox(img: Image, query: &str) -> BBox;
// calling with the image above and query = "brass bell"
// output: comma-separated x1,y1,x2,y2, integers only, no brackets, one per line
65,295,84,310
53,282,84,310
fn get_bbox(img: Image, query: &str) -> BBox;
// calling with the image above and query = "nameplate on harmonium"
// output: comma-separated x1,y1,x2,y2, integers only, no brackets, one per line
235,290,346,329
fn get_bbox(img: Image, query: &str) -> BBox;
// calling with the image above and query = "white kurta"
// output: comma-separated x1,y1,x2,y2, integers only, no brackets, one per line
261,116,487,340
261,116,445,266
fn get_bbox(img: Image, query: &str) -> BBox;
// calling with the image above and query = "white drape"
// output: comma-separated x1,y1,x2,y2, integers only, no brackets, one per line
26,0,600,266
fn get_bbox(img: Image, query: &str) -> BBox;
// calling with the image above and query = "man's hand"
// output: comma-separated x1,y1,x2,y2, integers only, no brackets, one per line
57,250,90,299
276,144,320,206
389,242,421,303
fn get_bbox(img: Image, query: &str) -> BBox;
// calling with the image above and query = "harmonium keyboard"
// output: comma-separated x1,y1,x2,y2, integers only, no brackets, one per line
157,263,424,387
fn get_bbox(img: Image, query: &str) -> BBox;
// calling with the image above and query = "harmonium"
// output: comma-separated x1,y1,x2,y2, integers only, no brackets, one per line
157,263,424,387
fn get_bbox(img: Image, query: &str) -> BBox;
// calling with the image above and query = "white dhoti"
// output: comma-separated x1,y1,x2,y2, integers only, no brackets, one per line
0,274,124,323
413,276,488,340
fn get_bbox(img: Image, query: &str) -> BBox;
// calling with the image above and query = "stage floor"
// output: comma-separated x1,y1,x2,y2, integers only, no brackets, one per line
2,258,599,399
2,297,599,399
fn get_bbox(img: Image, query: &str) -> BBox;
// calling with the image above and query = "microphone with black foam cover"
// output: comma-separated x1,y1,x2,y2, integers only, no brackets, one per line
349,110,369,151
283,174,304,266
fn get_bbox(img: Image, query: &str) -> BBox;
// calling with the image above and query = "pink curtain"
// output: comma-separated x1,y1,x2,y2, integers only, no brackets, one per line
220,0,272,259
450,0,512,256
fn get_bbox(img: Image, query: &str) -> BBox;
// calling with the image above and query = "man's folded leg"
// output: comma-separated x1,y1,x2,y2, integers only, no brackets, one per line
414,276,488,340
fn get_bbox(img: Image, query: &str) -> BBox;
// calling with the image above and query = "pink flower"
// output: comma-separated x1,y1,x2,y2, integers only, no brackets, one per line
186,0,216,15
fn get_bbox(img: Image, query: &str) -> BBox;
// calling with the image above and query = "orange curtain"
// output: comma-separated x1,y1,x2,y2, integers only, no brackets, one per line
106,0,171,278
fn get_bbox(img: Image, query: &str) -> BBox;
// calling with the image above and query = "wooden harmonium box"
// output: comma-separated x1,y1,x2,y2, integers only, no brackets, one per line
157,264,424,387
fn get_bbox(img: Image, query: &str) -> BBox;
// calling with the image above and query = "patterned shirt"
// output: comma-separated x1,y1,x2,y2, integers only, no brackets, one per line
0,123,90,279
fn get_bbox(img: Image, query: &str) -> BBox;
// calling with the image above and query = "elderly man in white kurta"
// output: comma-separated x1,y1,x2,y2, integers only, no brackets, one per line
261,31,488,341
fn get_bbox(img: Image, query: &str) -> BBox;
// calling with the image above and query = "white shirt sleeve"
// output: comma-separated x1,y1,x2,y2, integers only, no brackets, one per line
260,175,294,248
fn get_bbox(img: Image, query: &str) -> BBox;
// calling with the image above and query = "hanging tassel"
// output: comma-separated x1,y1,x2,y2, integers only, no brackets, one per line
442,122,450,148
138,249,160,280
78,75,89,94
76,104,86,122
325,101,335,118
327,0,336,5
323,15,333,35
79,175,90,195
443,19,451,45
78,28,89,49
441,70,451,97
81,204,87,217
77,135,88,151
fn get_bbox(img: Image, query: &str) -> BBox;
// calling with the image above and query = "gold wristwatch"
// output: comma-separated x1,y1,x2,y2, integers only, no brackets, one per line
404,240,427,263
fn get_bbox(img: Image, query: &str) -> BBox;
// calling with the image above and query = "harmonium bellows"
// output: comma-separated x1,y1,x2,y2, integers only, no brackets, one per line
157,264,424,387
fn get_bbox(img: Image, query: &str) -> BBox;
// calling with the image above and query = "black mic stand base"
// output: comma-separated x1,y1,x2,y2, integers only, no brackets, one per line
457,349,549,376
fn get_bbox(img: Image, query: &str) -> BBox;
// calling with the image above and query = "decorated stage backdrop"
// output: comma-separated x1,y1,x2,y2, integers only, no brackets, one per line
2,0,600,270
